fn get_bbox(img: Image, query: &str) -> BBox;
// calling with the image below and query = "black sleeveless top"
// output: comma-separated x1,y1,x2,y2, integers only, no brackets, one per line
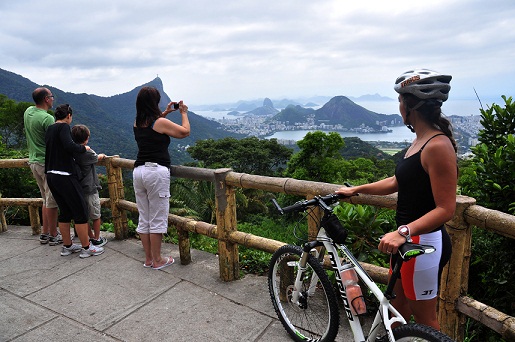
395,134,445,231
133,123,171,168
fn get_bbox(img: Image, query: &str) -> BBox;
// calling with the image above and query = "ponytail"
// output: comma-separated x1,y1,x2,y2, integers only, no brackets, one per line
402,94,458,153
435,115,458,153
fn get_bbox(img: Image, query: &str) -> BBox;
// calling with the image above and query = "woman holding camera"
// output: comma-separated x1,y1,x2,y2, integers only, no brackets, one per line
133,86,190,270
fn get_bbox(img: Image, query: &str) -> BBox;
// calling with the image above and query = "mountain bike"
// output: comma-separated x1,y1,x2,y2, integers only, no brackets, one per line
268,193,454,342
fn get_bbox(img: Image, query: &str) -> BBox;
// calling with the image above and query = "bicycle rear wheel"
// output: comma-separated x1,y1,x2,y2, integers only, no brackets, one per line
393,323,455,341
268,245,339,342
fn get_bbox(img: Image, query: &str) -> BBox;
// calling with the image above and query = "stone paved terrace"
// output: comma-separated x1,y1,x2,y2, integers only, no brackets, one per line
0,225,363,341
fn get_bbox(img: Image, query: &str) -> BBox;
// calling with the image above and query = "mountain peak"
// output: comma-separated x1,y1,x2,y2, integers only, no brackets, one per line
142,76,164,91
326,95,352,104
350,93,393,102
263,97,274,108
123,76,170,104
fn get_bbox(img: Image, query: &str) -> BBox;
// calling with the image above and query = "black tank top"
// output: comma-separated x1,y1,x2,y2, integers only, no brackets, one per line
395,134,446,230
133,123,171,168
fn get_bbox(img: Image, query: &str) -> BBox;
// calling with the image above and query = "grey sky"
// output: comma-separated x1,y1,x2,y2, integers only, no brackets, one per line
1,0,514,105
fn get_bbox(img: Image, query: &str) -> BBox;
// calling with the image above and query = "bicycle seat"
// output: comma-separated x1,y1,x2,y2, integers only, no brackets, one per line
398,243,435,261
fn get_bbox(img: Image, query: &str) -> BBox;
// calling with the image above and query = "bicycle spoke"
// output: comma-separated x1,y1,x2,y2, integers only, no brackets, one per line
268,245,339,342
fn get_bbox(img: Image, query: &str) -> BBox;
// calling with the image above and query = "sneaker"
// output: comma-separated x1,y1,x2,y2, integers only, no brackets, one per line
60,244,82,256
48,233,63,246
39,234,50,244
79,244,104,258
90,237,107,247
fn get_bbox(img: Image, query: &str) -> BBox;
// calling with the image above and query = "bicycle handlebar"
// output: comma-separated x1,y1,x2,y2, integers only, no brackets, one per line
272,193,345,215
272,192,435,261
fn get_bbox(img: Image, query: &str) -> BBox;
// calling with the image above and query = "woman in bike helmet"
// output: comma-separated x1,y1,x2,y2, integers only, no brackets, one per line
337,69,457,330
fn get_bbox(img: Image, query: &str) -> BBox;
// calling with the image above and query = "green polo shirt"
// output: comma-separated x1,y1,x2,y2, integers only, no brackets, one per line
24,106,55,163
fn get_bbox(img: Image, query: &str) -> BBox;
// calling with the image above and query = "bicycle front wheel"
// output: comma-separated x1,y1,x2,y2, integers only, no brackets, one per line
268,245,339,342
393,323,455,341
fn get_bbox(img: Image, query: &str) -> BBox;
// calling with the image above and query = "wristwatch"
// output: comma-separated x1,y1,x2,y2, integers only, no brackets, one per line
397,225,413,242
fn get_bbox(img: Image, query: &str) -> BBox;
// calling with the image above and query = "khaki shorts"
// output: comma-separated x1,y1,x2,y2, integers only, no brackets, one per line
29,162,57,208
133,164,170,234
85,192,101,220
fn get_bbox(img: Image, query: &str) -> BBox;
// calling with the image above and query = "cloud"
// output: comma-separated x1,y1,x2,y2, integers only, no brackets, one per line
1,0,514,103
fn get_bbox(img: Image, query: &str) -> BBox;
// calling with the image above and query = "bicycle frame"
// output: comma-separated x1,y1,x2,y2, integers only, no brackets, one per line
295,227,406,342
270,194,449,342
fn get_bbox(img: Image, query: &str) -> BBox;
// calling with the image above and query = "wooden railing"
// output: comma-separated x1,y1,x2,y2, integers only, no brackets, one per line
1,156,514,341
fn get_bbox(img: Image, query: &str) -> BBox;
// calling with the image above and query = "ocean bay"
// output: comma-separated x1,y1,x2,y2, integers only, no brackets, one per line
193,98,486,144
265,126,415,143
193,98,486,120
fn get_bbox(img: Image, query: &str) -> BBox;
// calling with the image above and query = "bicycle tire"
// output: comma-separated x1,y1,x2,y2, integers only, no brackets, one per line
268,245,339,342
393,323,455,341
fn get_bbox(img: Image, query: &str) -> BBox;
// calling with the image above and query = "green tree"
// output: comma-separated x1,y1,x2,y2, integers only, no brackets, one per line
187,137,292,176
458,96,515,339
0,94,47,223
284,131,345,182
460,95,515,214
0,94,32,149
334,157,396,186
0,141,36,225
171,178,216,223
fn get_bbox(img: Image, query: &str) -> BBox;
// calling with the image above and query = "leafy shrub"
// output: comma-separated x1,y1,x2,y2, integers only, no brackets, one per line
101,219,137,237
460,96,515,215
239,247,271,275
458,96,515,340
333,202,394,267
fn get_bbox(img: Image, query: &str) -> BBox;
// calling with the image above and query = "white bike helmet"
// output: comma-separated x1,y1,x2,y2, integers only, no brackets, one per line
394,69,452,102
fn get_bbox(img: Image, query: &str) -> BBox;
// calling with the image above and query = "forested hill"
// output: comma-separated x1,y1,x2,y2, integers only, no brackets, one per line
315,96,401,128
0,68,244,163
271,96,402,129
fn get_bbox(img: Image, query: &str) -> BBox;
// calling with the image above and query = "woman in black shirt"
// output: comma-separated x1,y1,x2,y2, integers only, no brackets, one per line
337,69,457,330
133,87,190,270
45,104,105,258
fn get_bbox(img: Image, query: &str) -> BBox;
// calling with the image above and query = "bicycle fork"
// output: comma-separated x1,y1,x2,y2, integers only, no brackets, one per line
289,250,312,306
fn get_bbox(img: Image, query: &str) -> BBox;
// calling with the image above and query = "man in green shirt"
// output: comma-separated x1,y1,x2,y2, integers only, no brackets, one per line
24,87,61,245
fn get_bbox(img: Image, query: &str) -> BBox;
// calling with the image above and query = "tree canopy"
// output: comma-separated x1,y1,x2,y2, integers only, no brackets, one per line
187,136,293,176
284,131,345,183
460,95,515,214
0,94,32,149
457,95,515,339
284,131,396,184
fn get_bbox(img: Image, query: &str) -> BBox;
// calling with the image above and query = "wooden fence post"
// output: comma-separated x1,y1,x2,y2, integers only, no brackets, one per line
177,223,191,265
105,156,128,239
28,204,41,235
0,205,7,233
306,195,322,242
439,195,476,341
214,168,239,281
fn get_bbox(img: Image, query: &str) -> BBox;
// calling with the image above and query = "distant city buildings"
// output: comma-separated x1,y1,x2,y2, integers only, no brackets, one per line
215,114,395,137
211,112,483,156
449,115,482,148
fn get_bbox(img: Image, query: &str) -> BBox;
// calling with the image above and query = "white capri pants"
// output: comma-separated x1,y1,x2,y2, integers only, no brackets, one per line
133,163,170,234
